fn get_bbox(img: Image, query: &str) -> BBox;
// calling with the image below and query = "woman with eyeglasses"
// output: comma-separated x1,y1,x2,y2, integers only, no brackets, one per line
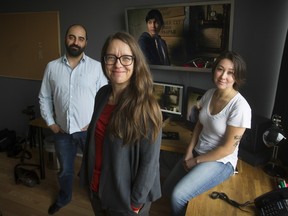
79,31,163,216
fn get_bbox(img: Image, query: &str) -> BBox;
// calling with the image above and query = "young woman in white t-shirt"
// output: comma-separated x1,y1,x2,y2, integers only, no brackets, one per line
163,51,252,216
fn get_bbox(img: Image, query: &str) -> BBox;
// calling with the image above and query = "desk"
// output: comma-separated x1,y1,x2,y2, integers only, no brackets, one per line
161,119,192,154
30,118,192,180
29,117,48,179
160,120,275,216
184,159,274,216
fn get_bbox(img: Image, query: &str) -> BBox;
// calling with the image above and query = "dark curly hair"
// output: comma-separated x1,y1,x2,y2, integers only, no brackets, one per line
145,9,164,27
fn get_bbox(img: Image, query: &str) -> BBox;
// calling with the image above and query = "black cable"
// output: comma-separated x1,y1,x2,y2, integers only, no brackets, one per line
209,191,254,212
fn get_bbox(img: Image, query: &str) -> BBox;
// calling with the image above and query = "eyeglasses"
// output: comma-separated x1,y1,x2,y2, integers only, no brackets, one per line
104,54,134,66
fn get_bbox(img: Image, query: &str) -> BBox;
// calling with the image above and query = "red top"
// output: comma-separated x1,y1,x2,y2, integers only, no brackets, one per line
91,103,115,192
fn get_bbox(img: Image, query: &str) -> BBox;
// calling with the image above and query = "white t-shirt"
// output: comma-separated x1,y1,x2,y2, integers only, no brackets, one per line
194,88,251,169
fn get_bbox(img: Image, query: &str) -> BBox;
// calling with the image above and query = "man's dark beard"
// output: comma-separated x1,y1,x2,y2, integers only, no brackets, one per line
66,44,85,57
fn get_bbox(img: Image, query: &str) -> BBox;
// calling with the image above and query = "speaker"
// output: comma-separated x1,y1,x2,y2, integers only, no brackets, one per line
239,114,272,166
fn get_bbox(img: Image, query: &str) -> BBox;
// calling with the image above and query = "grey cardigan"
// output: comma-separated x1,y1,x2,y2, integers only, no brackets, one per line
79,85,162,213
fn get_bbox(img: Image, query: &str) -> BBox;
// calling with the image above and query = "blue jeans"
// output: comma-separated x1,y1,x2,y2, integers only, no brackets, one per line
53,131,87,207
162,159,234,216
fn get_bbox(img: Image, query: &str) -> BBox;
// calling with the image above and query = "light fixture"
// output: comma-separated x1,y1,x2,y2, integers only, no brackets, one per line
262,114,286,177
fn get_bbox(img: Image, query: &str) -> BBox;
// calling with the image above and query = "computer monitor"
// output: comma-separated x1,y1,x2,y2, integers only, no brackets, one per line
153,81,184,119
185,87,207,128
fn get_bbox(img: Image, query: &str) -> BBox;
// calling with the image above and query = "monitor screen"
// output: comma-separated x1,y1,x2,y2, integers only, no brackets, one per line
185,87,207,128
153,82,184,117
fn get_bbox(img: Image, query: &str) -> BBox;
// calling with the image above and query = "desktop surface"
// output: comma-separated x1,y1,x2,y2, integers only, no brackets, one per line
161,118,192,154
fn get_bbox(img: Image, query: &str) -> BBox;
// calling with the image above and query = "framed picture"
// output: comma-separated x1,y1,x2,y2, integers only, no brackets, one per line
125,0,234,72
153,81,184,117
185,87,206,128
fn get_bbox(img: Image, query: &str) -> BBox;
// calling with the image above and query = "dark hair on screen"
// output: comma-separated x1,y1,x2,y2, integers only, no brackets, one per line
212,50,246,90
145,9,164,26
65,24,88,40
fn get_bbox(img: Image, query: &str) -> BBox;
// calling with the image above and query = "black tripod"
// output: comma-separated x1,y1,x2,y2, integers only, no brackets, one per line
14,105,41,187
19,105,36,162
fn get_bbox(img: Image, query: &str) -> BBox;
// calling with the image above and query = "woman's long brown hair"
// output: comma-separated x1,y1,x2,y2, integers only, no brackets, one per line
101,32,163,145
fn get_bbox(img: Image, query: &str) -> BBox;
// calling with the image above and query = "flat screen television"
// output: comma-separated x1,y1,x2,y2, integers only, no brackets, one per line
153,82,184,119
185,87,207,128
125,0,234,72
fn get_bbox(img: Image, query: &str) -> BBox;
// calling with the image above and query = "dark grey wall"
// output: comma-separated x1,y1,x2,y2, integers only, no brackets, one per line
1,0,288,136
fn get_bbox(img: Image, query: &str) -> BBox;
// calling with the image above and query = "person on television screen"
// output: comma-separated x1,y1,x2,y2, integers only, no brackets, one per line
39,24,107,215
188,95,203,125
79,31,163,216
162,51,252,216
138,9,170,66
